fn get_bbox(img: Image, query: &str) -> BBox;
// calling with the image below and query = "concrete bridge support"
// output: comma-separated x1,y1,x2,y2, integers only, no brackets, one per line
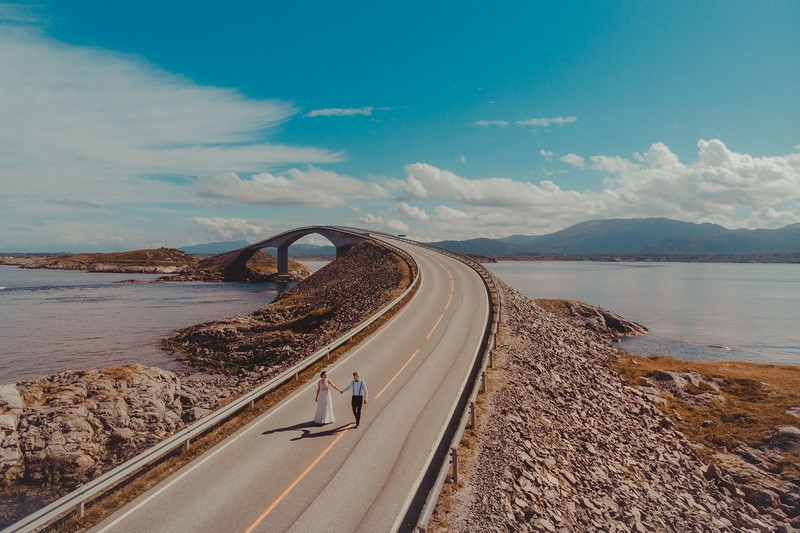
235,226,370,282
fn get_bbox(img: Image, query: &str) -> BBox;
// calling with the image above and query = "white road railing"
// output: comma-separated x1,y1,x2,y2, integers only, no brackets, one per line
5,231,418,533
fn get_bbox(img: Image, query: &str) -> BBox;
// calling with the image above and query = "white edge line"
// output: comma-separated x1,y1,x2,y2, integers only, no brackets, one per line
389,257,490,533
97,258,425,532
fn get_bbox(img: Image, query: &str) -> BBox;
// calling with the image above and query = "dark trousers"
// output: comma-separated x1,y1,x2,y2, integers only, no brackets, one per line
351,395,364,425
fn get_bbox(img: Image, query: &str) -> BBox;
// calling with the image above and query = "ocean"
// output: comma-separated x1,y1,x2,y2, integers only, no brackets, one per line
0,265,287,384
2,259,797,385
485,261,800,366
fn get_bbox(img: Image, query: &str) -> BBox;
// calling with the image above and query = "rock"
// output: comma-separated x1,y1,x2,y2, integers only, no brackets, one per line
0,385,23,412
181,407,211,423
763,426,800,452
443,281,789,533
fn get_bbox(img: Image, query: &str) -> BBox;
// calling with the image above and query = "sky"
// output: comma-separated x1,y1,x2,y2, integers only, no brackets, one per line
1,1,799,251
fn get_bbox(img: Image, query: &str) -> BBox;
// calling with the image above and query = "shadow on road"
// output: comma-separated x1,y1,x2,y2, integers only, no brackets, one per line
261,421,353,440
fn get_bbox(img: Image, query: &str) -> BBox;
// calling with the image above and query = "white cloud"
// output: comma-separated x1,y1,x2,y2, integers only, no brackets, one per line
458,155,467,163
559,153,585,168
196,166,386,208
388,140,800,238
471,120,509,127
516,116,577,128
398,162,579,208
188,217,265,241
539,149,554,163
391,201,429,221
0,23,340,205
358,214,410,234
305,106,389,117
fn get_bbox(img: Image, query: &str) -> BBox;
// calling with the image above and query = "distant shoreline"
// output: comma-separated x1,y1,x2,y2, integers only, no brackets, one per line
474,253,800,264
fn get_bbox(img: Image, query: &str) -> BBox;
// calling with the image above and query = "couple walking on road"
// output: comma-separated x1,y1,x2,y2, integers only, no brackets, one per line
314,371,369,428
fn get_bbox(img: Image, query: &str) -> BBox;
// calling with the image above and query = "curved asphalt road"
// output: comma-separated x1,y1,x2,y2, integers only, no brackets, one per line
91,238,489,533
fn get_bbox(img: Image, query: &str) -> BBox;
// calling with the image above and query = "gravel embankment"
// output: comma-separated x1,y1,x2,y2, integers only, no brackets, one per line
444,281,796,532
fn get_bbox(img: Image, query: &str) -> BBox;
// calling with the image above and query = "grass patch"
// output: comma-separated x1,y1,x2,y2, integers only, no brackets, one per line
609,352,800,484
42,243,419,532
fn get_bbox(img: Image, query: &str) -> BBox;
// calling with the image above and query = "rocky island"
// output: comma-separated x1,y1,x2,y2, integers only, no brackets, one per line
1,244,797,531
0,240,412,527
1,247,311,282
435,280,799,532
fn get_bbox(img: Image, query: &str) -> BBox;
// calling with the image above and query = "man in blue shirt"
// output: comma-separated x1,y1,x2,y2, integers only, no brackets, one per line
341,371,368,428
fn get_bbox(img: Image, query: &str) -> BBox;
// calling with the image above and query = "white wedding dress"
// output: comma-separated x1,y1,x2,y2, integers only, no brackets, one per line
314,379,335,424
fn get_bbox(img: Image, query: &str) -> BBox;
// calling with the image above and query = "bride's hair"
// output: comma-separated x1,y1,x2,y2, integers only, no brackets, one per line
320,371,326,378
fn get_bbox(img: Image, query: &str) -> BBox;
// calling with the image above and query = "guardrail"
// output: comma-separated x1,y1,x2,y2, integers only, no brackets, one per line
6,231,419,533
404,242,502,533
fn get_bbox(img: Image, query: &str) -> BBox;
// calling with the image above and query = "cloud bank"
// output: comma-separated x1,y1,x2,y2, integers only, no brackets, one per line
377,139,800,238
0,23,340,204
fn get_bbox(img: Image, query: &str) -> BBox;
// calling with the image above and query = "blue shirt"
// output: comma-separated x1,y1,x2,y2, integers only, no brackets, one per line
342,379,368,401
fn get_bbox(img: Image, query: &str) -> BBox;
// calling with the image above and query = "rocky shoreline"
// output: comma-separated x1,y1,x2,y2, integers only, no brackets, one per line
0,241,411,527
440,280,798,532
2,246,797,531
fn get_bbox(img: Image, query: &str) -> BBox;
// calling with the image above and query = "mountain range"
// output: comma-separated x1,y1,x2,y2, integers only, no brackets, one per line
431,218,800,257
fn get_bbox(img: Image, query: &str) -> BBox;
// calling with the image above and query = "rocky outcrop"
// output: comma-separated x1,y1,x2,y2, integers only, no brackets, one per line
534,299,649,340
163,249,311,283
445,281,795,532
20,248,197,274
0,365,225,488
163,241,410,375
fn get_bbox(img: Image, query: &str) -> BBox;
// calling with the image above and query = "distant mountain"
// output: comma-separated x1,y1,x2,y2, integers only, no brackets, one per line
179,240,250,255
433,218,800,256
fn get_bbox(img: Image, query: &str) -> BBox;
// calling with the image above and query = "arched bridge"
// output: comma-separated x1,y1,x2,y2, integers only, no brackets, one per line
228,226,370,280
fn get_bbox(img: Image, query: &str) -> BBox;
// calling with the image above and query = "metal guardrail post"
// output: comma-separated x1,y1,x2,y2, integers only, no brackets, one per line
480,370,486,394
7,226,422,533
469,402,476,429
449,448,458,484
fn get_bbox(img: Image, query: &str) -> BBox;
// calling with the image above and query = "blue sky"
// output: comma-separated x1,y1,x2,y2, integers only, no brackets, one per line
1,1,799,251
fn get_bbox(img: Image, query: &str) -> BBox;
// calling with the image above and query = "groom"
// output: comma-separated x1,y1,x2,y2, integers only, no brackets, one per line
341,371,368,428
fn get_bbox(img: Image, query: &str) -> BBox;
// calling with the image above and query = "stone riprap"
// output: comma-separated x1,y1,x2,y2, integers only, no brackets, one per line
0,240,411,527
444,281,796,532
163,241,409,376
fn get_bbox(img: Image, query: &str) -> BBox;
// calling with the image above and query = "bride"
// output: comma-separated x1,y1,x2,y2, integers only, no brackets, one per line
314,371,341,425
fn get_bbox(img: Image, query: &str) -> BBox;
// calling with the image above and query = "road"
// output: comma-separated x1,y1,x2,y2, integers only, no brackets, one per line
90,238,489,533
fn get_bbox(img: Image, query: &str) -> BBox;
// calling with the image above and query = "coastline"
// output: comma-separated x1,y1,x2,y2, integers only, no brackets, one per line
434,280,799,531
1,253,798,530
0,241,412,528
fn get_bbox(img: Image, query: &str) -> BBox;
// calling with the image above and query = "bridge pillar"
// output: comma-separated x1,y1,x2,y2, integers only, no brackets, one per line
277,244,290,281
335,244,355,259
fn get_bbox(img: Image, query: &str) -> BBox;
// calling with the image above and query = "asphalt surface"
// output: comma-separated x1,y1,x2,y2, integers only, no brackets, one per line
90,239,489,533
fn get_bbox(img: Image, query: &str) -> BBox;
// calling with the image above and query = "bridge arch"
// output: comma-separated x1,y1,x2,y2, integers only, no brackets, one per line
227,226,370,281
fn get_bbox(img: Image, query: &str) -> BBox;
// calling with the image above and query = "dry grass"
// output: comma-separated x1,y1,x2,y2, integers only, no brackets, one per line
609,352,800,484
45,248,420,532
533,298,574,315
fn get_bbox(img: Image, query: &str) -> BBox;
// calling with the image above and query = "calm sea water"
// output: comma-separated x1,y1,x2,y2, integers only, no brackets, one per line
485,261,800,366
0,265,289,384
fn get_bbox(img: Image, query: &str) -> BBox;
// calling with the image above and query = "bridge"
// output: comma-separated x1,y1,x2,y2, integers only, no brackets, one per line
11,228,493,533
227,226,370,281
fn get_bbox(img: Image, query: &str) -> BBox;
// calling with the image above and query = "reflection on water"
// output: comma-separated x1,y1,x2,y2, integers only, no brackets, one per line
485,261,800,366
0,265,288,384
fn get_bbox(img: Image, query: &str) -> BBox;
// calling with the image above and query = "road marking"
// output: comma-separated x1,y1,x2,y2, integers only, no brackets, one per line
244,428,350,533
426,313,444,340
374,348,420,401
97,267,427,532
446,293,453,310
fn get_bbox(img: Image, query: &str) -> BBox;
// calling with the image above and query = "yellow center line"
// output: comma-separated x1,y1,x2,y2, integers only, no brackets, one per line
426,313,444,340
374,348,420,400
244,428,350,533
244,266,456,529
